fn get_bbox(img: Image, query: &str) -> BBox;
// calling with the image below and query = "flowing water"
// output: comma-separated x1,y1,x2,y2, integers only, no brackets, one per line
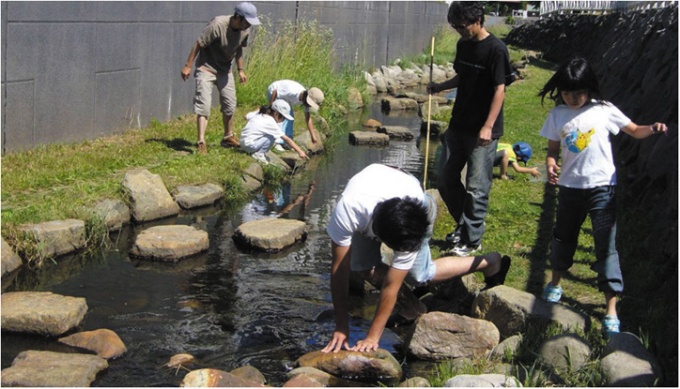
1,101,445,387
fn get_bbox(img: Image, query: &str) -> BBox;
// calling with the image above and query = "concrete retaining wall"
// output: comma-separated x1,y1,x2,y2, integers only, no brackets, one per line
0,1,448,153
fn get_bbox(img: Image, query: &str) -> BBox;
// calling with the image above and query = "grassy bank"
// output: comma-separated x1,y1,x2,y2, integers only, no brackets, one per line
0,19,361,263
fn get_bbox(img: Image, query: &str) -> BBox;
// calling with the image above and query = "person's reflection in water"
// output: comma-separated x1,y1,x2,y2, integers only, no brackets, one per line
277,181,316,220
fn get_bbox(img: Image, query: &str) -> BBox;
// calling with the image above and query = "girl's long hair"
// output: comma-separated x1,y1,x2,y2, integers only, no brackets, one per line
538,57,605,106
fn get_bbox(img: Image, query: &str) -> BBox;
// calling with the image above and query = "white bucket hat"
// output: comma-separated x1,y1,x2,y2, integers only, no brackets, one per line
271,100,294,121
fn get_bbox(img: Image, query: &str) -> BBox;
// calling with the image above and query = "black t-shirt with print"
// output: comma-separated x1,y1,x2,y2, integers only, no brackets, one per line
449,34,509,138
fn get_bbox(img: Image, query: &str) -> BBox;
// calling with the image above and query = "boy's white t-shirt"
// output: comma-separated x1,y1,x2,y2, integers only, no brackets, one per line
540,101,631,189
240,112,285,150
326,164,424,270
267,80,310,113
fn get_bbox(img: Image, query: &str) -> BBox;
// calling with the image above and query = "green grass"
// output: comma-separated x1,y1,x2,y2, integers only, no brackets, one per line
0,17,363,266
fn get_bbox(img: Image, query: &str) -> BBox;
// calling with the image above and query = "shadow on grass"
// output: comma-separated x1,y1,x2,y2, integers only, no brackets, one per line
145,137,194,153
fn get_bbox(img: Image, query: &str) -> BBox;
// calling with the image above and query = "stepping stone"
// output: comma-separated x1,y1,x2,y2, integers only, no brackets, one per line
349,131,390,146
130,225,209,261
1,291,88,336
378,125,414,140
233,218,307,252
19,219,86,260
381,96,418,111
1,350,108,387
122,168,180,223
181,368,262,387
92,199,130,231
419,120,448,135
173,183,224,210
362,118,383,130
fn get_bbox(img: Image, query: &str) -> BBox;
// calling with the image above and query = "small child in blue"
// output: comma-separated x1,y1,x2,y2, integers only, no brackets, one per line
538,57,667,338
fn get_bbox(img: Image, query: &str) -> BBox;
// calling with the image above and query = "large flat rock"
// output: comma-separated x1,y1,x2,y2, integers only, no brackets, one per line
173,183,224,209
233,218,307,252
1,291,88,336
130,225,209,261
349,131,390,146
19,219,86,260
122,168,180,223
1,238,22,276
1,350,108,387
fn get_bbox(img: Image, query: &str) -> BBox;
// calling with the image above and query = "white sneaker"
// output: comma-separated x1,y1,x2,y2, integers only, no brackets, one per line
451,243,482,256
251,152,269,165
273,144,285,152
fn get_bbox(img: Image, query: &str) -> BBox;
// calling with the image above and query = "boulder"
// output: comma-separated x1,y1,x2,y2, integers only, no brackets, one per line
405,311,500,360
1,238,22,276
130,225,209,261
490,334,523,360
362,118,383,129
180,368,264,387
294,131,325,155
420,120,448,136
1,291,87,336
601,332,662,386
444,374,521,387
173,183,224,210
294,349,402,385
230,365,266,385
471,285,590,338
92,199,130,231
243,162,264,182
283,374,324,387
166,353,197,370
347,86,364,109
122,168,180,223
349,131,390,146
286,366,364,387
1,350,108,387
233,218,307,252
538,334,591,374
58,328,127,359
19,219,86,260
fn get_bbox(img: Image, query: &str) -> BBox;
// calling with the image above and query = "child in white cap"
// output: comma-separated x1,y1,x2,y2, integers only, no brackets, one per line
240,100,309,164
267,80,325,145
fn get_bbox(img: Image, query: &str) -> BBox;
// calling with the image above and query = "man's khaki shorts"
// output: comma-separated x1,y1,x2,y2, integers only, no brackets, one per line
193,67,236,117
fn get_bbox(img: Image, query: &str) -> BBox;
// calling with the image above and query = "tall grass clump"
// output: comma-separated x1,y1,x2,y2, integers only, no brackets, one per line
237,17,363,121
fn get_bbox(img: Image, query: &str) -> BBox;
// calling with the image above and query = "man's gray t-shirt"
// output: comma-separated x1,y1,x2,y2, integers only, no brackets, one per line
196,15,249,74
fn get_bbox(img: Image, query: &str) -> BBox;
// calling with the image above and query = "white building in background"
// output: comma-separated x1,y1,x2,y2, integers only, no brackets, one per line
540,1,676,16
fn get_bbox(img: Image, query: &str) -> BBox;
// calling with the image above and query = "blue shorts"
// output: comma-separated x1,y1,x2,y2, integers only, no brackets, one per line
349,194,437,285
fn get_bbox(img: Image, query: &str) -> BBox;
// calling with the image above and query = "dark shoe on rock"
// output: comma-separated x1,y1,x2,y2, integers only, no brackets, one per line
483,255,511,290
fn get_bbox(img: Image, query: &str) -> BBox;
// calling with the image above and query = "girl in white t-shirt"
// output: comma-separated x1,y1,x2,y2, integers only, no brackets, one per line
538,57,667,338
239,99,308,164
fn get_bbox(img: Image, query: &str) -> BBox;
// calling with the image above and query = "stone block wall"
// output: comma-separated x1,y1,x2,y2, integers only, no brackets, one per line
0,1,447,153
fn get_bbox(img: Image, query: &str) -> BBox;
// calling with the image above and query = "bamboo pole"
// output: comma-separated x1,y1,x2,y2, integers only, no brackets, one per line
423,36,435,190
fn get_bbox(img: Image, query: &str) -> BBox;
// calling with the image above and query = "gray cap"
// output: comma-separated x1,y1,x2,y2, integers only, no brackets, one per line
235,2,260,26
271,100,294,121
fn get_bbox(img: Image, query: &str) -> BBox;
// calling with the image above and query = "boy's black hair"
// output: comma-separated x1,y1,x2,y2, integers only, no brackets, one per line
538,57,604,106
372,197,429,253
258,105,270,114
448,2,485,27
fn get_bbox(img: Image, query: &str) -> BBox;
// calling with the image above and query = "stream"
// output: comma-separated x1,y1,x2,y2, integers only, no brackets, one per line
1,100,445,386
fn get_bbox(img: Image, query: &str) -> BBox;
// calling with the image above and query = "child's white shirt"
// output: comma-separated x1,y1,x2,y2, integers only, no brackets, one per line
240,112,285,151
326,164,424,270
540,101,631,188
267,80,310,113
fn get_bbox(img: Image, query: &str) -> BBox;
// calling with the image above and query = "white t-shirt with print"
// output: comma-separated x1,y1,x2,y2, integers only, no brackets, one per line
540,101,631,189
239,111,285,153
326,164,424,270
267,80,310,113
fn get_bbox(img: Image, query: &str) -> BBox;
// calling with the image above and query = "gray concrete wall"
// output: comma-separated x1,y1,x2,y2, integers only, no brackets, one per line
1,1,448,153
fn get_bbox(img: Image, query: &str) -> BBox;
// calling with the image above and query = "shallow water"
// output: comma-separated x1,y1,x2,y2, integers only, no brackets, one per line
1,101,445,386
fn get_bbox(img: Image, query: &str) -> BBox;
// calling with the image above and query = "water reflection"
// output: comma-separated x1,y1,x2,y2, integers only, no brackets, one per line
1,101,445,387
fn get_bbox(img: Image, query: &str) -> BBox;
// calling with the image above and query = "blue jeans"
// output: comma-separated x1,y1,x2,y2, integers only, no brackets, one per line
437,131,497,246
550,186,623,293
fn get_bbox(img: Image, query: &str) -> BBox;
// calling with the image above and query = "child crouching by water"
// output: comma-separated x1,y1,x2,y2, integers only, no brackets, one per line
240,100,309,164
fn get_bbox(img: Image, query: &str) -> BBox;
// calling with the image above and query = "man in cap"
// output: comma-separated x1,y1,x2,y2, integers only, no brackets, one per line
267,80,325,144
181,2,261,155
